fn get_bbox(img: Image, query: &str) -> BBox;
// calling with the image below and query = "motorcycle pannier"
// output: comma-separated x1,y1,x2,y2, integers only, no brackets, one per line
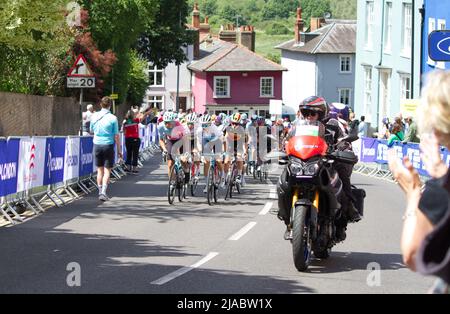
352,186,366,216
334,151,358,165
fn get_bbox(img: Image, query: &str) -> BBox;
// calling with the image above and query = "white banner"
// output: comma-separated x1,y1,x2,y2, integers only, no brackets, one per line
17,137,46,192
64,137,80,182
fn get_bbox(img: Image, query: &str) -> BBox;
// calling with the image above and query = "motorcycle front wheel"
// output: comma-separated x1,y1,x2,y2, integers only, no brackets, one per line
292,205,312,272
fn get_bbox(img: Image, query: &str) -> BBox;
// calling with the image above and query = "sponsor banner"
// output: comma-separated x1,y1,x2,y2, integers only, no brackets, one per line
352,139,361,161
44,138,66,186
17,137,46,192
360,137,378,163
64,137,80,182
0,138,20,197
375,140,389,164
79,137,94,177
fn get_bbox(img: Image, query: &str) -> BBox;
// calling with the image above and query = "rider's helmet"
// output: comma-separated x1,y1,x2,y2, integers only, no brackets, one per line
241,113,248,121
185,113,198,124
163,111,177,123
211,114,217,122
230,113,241,124
200,114,213,124
214,115,222,124
299,96,329,121
329,102,350,122
251,114,258,121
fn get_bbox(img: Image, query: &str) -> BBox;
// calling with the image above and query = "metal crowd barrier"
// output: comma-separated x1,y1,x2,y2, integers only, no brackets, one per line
0,124,160,226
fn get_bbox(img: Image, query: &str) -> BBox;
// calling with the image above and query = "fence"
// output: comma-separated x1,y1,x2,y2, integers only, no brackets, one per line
353,137,450,181
0,124,160,225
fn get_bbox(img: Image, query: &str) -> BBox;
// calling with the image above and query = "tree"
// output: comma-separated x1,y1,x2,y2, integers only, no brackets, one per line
330,0,357,19
126,50,150,106
301,0,331,27
261,0,299,20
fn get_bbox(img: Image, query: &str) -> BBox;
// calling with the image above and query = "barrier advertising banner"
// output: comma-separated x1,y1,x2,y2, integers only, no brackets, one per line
17,137,47,192
43,137,66,186
375,140,389,164
64,137,80,182
0,138,20,197
79,137,94,177
360,138,378,163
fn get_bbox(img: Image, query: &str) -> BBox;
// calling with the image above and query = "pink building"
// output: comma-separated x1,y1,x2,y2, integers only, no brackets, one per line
189,40,286,117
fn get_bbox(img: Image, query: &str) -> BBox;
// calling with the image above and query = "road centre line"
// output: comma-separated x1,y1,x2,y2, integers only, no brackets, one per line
259,202,273,215
151,252,219,285
228,222,257,241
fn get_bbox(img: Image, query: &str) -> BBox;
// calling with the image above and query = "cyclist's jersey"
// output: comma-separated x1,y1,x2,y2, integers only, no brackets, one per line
195,125,222,147
246,122,258,146
158,121,187,141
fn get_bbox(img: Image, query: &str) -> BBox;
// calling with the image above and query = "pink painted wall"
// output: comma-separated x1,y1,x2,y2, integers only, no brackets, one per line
193,71,283,112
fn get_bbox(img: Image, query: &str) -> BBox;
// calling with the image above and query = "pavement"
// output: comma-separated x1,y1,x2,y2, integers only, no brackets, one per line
0,157,434,294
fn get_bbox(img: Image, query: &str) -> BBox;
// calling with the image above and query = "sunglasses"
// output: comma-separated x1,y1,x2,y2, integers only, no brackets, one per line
202,124,210,128
301,110,319,117
231,122,240,126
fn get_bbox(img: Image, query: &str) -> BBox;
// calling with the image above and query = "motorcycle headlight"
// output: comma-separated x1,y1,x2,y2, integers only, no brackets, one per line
290,163,303,175
304,163,319,176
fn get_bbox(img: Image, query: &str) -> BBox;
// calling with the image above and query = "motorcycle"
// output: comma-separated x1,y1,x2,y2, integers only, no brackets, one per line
279,120,364,272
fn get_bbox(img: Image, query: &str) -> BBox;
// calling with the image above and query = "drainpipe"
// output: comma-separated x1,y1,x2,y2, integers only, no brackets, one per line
411,0,415,99
376,0,386,132
419,3,425,92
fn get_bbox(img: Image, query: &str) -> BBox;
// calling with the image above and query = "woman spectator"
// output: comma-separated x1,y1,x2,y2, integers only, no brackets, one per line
122,109,150,174
388,70,450,293
387,122,404,147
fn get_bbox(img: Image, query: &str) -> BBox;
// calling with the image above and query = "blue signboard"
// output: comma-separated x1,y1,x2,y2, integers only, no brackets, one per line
429,30,450,62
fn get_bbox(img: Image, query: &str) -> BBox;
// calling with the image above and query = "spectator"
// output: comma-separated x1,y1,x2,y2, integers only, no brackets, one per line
387,122,405,147
404,116,420,143
82,104,94,136
388,70,450,292
378,117,391,140
90,96,122,202
358,116,368,138
122,109,151,174
348,112,359,136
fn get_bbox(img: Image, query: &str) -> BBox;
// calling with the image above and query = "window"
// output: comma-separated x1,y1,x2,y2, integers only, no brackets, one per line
260,77,274,97
149,65,164,87
147,95,164,109
365,1,374,50
214,76,230,98
402,3,412,56
437,19,447,69
384,2,393,53
400,75,411,100
340,55,352,73
364,67,372,114
339,89,352,106
428,18,436,66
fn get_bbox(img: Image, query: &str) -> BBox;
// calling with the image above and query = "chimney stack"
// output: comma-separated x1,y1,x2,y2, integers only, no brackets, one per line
295,7,305,44
219,24,237,43
192,2,200,29
239,25,256,52
310,17,325,32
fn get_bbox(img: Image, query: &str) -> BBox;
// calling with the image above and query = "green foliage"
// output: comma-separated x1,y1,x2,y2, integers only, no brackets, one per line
265,21,292,36
261,0,299,20
266,53,281,64
330,0,357,19
127,50,150,106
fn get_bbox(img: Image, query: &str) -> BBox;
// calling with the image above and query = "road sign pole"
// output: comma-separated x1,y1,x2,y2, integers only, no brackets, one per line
79,88,84,136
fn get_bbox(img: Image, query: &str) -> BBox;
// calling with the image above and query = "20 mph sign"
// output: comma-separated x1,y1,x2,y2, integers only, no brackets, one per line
67,77,95,88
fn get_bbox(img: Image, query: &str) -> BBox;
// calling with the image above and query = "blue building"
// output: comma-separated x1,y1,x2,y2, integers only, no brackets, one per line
354,0,423,133
422,0,450,74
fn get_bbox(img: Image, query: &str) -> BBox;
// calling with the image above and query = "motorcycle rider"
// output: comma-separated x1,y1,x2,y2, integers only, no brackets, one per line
277,96,360,241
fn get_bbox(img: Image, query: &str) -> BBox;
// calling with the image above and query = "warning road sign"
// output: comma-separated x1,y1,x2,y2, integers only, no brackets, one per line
68,55,94,77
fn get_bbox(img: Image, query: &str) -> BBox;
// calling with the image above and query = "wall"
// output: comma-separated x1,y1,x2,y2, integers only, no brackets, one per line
281,51,317,114
204,71,282,105
316,54,356,108
192,72,208,113
0,92,79,137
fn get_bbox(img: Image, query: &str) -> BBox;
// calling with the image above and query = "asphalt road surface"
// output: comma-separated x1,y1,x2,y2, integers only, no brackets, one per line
0,157,434,294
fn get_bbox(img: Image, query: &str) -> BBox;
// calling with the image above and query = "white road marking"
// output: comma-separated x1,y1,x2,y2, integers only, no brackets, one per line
228,222,257,241
269,189,277,199
259,202,273,215
151,252,219,285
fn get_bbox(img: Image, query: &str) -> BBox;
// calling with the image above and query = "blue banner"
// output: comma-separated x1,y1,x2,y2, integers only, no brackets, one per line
79,137,94,177
375,140,389,164
0,138,20,197
360,137,378,163
43,138,66,185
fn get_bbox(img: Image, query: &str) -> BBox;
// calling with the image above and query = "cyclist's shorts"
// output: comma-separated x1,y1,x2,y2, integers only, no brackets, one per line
167,138,184,162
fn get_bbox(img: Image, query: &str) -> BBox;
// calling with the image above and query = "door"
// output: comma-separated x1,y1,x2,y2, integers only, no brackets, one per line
179,97,187,112
379,71,391,129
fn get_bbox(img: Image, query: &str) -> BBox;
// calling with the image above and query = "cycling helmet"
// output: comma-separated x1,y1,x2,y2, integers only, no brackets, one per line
200,114,212,124
211,114,217,122
185,113,198,124
251,114,258,121
230,113,241,124
214,115,223,123
163,111,177,122
241,113,248,121
329,102,350,121
299,96,329,121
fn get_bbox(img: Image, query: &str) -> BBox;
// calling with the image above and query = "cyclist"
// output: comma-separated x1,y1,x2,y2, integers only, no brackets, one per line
196,114,225,191
224,113,247,186
246,115,259,174
185,113,201,183
158,111,190,181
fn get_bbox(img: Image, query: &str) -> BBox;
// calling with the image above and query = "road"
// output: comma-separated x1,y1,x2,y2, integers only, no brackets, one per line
0,157,434,294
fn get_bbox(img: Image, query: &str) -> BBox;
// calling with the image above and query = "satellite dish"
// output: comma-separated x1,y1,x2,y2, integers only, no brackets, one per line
324,12,332,19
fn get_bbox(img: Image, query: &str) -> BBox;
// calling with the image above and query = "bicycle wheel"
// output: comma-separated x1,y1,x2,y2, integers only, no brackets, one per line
190,165,199,197
167,166,177,205
225,171,233,200
213,167,219,203
207,167,214,206
177,171,185,202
